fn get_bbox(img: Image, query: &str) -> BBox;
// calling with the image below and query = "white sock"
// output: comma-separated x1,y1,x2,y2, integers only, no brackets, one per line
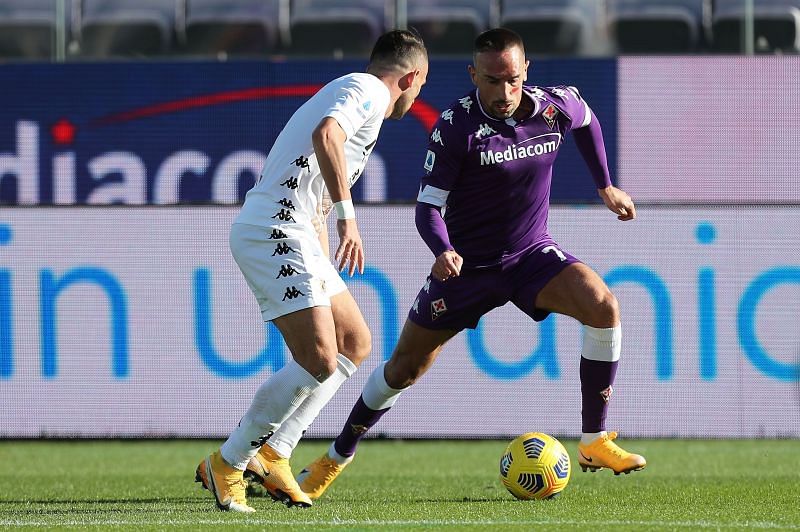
266,354,358,458
580,431,607,445
220,359,322,470
327,442,355,465
361,361,406,410
582,324,621,362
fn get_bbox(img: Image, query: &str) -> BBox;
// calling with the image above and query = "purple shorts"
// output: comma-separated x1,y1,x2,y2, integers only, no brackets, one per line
407,239,581,331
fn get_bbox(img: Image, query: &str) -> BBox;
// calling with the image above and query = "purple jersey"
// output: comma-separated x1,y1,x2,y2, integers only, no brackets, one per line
417,85,593,267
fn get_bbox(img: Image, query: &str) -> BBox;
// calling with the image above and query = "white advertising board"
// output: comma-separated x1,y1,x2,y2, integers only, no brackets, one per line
0,206,798,438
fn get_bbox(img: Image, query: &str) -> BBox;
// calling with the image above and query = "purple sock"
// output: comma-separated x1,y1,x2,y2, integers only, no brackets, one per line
333,395,391,457
580,357,619,433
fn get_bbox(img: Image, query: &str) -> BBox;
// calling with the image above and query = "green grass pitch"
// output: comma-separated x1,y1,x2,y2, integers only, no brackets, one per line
1,439,798,530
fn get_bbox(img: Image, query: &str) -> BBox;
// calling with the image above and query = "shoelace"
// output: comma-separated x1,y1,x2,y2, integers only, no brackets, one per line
319,458,343,483
601,432,627,459
229,478,249,504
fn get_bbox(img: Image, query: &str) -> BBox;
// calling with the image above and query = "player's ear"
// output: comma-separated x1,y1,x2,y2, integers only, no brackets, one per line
399,70,417,91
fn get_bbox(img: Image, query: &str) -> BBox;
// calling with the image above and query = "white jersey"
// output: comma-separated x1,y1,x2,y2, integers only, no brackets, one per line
235,72,391,233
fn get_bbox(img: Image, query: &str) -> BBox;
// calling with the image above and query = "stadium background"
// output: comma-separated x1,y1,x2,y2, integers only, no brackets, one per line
1,0,798,440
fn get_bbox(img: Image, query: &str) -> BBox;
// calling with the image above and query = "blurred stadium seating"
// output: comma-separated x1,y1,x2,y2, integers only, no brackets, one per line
287,0,387,57
713,0,800,53
500,0,602,55
2,0,800,60
406,0,494,55
183,0,282,57
0,0,70,59
79,0,177,57
608,0,709,53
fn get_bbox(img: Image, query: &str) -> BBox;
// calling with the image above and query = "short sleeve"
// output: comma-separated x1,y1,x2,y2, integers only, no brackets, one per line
324,77,388,139
417,110,467,207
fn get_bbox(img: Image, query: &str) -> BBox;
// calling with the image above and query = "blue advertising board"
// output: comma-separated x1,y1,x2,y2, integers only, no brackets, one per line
0,59,616,205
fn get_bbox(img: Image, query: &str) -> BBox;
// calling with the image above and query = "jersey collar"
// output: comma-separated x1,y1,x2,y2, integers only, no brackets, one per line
475,87,540,127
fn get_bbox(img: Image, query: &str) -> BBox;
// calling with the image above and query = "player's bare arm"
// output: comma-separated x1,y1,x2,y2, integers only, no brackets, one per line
598,185,636,221
312,117,364,275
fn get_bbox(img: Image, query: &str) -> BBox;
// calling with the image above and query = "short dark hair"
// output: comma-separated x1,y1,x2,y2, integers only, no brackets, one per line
369,29,428,73
474,28,525,56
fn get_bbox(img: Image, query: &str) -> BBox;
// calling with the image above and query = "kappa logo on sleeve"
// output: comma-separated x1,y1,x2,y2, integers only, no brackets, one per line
424,149,436,172
430,128,444,147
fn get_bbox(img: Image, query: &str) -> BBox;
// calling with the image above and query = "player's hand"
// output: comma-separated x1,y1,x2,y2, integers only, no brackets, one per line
431,250,463,282
599,185,636,221
335,219,364,276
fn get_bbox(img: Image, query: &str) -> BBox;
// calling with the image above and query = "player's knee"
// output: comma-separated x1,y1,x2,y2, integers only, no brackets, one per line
308,357,339,381
384,355,422,389
340,327,372,367
585,290,619,328
296,341,340,381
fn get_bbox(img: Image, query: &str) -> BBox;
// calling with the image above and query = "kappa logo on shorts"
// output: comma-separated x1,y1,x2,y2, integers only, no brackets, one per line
272,242,296,256
293,155,309,169
276,264,299,279
431,298,447,320
422,278,431,293
269,229,288,239
281,176,299,189
272,208,295,222
599,385,613,403
282,286,305,300
278,198,296,210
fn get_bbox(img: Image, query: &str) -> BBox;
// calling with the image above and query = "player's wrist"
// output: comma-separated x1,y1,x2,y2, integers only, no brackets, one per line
333,199,356,220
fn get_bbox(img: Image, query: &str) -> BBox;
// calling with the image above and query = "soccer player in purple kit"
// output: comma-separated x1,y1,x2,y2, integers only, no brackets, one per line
297,28,646,499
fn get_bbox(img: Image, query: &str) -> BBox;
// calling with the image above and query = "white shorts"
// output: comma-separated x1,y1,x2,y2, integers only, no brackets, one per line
229,222,348,322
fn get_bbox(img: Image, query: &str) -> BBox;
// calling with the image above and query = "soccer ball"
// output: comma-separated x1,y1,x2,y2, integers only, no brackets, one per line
499,432,571,500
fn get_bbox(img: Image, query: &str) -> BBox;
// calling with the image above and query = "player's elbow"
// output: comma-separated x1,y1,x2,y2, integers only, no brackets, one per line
312,118,344,150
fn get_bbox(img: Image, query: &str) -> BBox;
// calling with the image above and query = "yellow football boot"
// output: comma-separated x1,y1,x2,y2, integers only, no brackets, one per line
195,451,255,513
577,431,646,475
296,453,351,500
244,445,312,508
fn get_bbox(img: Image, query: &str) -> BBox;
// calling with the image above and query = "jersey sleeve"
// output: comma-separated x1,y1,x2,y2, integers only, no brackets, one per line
324,78,387,140
548,85,593,133
416,110,467,208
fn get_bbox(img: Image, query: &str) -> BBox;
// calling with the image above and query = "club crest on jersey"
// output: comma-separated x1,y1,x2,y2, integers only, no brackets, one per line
542,104,559,129
424,149,436,172
431,298,448,320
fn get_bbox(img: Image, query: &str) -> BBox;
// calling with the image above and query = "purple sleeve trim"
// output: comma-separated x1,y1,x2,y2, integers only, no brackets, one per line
415,202,453,257
572,110,613,189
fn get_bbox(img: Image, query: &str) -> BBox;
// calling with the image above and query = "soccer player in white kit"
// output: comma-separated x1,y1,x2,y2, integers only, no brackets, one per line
195,30,428,513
